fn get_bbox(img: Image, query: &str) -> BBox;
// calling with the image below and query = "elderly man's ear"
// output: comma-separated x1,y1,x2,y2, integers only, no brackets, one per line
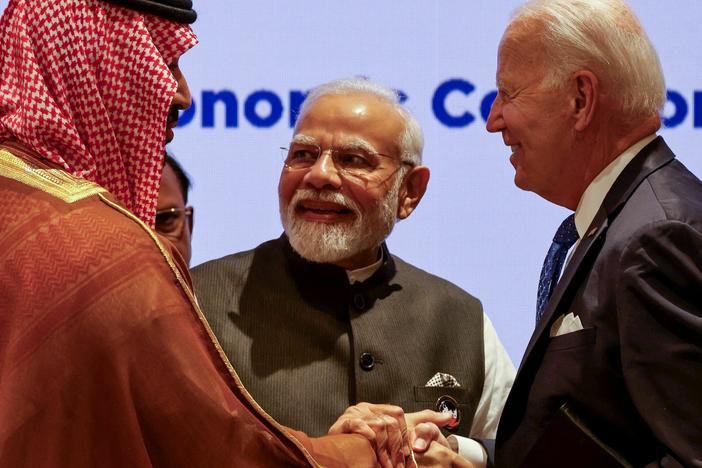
398,166,430,220
572,70,599,132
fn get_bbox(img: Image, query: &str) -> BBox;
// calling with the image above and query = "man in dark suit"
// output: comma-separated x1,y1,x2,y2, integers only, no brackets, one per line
480,0,702,466
191,77,515,466
323,2,701,465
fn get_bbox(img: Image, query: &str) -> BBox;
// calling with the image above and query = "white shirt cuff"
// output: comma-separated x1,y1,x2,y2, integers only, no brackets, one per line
448,435,487,468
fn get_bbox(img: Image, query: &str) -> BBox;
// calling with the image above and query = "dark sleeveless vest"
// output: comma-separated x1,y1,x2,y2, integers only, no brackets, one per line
192,235,485,437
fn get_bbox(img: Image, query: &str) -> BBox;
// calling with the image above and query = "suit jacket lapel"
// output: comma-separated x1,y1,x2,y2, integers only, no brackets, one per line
517,136,675,372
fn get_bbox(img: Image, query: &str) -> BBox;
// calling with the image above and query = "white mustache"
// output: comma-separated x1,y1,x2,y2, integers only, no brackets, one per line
290,189,360,215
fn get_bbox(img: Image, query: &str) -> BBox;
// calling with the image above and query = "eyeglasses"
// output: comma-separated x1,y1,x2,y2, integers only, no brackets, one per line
281,142,414,187
155,207,192,239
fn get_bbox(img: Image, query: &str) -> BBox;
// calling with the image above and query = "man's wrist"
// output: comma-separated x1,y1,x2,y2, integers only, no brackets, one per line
447,435,488,468
447,434,460,453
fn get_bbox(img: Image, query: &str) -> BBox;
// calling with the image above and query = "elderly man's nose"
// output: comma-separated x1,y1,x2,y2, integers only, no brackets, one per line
303,152,342,190
486,95,504,133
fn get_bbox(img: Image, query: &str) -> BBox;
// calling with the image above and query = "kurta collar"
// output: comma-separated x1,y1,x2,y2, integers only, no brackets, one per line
280,234,395,290
347,252,384,284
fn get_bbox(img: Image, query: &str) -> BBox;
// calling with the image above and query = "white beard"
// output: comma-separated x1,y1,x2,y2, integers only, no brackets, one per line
280,178,402,265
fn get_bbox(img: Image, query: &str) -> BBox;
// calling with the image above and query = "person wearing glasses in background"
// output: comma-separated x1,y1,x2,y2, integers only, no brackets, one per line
192,77,515,467
156,152,194,265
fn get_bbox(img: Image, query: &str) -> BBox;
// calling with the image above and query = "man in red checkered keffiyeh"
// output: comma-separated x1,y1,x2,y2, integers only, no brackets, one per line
0,1,381,466
0,0,197,224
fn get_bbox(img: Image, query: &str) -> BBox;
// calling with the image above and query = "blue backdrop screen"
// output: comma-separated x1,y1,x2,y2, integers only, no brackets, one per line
3,0,700,363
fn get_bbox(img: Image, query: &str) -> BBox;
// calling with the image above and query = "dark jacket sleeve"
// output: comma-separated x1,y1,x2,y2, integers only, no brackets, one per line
617,220,702,466
478,438,495,467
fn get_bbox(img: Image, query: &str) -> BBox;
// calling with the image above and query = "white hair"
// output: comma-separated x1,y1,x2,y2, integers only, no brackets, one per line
511,0,665,118
296,77,424,166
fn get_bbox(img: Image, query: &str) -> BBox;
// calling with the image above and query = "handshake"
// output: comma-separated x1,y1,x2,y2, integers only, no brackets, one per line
328,403,473,468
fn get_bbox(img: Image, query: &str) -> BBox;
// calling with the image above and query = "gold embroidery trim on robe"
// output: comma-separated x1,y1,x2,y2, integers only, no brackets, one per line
0,146,321,466
98,194,323,468
0,149,106,203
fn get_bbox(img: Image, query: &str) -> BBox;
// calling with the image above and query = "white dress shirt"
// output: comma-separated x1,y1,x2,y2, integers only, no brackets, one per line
573,134,657,243
347,256,516,463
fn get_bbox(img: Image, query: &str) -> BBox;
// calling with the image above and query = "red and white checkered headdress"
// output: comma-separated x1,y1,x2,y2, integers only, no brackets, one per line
0,0,198,225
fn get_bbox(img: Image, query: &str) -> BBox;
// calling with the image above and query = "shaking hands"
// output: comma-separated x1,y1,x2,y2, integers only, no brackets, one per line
328,403,473,468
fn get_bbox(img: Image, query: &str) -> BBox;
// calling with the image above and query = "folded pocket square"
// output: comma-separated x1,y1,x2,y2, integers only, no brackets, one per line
550,312,584,337
425,372,461,388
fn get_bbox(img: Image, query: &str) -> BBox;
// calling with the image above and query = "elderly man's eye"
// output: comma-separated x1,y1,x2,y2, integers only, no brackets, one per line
338,152,373,168
292,149,316,160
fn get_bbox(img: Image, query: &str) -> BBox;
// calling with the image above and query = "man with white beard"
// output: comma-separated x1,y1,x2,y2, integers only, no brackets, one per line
191,78,515,453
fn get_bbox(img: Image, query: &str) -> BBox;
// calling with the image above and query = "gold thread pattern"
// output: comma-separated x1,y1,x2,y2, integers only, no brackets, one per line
97,194,322,468
0,150,106,203
1,147,322,465
0,149,321,468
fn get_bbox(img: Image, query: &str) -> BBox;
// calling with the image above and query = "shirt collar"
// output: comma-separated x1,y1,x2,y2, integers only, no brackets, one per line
346,252,384,284
574,133,658,238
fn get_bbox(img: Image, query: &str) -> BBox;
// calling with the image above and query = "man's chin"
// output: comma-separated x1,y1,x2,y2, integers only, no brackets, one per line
288,216,349,237
513,170,530,191
284,219,353,263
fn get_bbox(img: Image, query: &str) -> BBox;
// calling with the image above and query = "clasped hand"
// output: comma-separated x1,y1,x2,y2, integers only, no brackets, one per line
328,403,473,468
